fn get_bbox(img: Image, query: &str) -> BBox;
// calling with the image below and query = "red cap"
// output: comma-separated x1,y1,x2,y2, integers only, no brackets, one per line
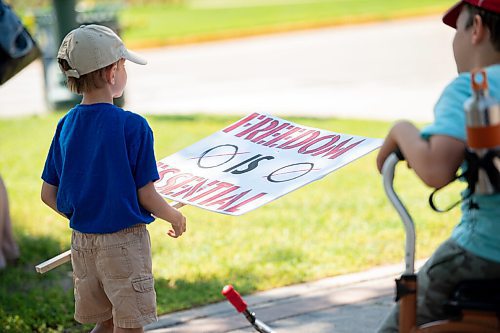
443,0,500,28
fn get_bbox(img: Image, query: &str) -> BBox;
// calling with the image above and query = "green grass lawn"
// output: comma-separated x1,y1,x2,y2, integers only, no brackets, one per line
0,114,461,332
119,0,456,47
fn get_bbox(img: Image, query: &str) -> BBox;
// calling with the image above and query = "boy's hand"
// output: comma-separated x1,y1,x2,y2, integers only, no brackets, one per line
167,211,187,238
137,182,188,237
376,121,465,188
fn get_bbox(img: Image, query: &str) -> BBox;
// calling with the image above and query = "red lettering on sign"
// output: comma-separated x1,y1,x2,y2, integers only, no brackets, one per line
188,180,222,202
222,113,260,133
224,192,267,213
277,130,320,150
235,117,272,138
216,190,252,210
157,173,193,194
318,138,365,159
156,165,180,184
298,135,340,155
235,120,284,142
192,182,234,204
199,185,240,206
262,126,301,146
174,178,208,199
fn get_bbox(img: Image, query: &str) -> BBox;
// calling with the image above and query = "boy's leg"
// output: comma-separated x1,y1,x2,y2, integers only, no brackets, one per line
414,239,465,325
377,239,464,333
114,328,143,333
377,238,500,332
416,239,500,325
71,231,114,326
377,238,466,330
98,225,157,329
91,318,114,333
90,318,146,333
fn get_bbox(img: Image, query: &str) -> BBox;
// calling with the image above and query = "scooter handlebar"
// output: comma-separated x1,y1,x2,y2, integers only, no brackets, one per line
222,285,248,313
382,150,416,275
393,147,405,161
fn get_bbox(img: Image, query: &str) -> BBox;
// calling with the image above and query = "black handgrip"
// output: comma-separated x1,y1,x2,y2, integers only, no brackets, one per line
394,147,405,161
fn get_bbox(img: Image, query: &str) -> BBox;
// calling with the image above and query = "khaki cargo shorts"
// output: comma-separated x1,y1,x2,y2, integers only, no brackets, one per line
71,224,157,328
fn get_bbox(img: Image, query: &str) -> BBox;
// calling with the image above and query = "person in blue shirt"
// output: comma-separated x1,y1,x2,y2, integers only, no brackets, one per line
41,25,187,333
376,1,500,331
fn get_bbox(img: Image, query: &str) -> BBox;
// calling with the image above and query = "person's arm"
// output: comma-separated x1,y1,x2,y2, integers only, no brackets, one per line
41,181,57,211
41,181,68,218
138,182,187,238
376,121,465,189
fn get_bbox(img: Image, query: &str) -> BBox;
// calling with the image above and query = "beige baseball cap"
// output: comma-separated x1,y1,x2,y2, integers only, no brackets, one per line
57,24,147,78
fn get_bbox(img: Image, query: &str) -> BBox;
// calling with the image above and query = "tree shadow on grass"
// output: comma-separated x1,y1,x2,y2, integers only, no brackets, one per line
0,233,88,333
155,266,261,315
154,245,307,315
0,232,307,331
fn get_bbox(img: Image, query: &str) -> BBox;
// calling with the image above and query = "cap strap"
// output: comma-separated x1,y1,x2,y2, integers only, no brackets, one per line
64,69,80,78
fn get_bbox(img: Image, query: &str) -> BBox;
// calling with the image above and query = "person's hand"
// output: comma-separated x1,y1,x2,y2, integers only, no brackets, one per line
376,121,418,173
167,210,187,238
376,123,404,173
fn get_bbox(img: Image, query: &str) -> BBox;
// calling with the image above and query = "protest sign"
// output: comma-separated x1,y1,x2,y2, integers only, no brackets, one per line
156,113,383,215
36,113,383,274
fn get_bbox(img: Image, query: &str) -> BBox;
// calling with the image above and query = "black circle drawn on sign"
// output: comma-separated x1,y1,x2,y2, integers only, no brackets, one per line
267,162,315,183
197,144,239,169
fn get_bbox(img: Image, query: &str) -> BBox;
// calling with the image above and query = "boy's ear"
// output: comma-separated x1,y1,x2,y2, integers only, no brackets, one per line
104,63,117,84
471,14,488,45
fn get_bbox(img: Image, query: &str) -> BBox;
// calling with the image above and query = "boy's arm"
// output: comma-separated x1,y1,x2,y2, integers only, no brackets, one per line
138,182,187,238
41,181,67,218
377,121,465,189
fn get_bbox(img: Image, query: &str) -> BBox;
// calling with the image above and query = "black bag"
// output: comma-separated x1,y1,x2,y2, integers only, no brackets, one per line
0,0,41,85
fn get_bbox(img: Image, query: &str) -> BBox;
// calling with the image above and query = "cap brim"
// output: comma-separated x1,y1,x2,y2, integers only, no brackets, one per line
442,1,464,28
124,49,147,65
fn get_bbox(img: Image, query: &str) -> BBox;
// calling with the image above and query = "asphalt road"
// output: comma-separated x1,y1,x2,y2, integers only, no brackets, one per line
0,16,456,122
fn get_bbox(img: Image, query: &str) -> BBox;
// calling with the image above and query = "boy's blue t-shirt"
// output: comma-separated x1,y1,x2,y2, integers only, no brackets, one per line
42,103,160,233
421,64,500,263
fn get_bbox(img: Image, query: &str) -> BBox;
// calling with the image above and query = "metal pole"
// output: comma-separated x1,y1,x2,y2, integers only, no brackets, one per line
382,152,416,275
53,0,77,45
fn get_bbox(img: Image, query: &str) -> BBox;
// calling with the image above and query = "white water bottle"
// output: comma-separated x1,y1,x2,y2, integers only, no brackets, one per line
463,69,500,194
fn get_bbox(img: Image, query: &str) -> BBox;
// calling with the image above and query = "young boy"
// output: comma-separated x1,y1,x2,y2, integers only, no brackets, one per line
41,25,187,333
376,1,500,331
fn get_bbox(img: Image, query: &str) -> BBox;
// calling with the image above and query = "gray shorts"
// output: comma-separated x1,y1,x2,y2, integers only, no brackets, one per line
377,238,500,333
71,224,157,328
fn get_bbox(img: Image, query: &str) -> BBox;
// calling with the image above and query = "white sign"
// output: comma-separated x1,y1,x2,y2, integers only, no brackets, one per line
156,113,383,215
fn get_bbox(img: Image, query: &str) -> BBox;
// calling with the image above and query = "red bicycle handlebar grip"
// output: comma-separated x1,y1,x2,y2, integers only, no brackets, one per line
222,285,247,312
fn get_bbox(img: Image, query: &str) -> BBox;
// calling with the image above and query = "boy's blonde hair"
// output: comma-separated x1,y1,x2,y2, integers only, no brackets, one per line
56,25,146,90
58,59,117,95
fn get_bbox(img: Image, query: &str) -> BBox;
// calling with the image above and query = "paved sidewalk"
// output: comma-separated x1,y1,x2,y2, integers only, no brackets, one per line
146,260,426,333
